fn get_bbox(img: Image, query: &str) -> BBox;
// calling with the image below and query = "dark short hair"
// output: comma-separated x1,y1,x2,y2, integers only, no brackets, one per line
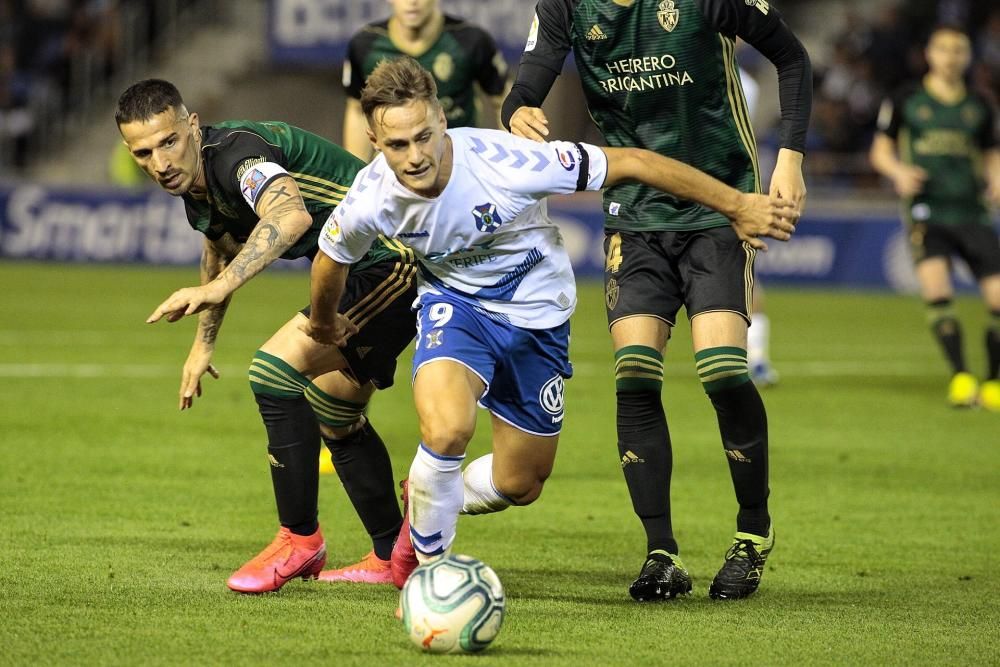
360,56,439,121
115,79,185,126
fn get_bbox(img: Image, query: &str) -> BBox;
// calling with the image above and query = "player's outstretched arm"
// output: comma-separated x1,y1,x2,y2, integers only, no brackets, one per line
602,146,798,251
146,176,312,325
301,251,357,347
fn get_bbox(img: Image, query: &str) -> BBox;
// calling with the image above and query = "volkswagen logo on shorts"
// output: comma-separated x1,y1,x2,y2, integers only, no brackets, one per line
539,375,565,416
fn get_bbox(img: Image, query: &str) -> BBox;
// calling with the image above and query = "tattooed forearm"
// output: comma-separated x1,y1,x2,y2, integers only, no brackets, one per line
217,197,308,288
198,296,232,345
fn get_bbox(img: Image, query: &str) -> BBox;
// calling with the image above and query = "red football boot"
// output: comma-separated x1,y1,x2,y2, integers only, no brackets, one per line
390,479,418,589
226,526,326,593
318,550,392,584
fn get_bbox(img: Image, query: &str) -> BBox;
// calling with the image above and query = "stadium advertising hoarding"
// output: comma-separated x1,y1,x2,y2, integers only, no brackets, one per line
0,184,980,292
267,0,536,64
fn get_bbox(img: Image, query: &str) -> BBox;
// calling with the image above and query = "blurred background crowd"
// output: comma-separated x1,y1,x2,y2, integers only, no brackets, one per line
0,0,997,198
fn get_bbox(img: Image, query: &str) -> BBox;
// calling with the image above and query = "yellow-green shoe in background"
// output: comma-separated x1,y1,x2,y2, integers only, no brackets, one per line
978,379,1000,412
948,372,979,408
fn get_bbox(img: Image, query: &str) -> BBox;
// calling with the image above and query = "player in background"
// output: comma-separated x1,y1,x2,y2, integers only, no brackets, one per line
116,80,416,591
305,57,798,590
341,0,508,161
870,25,1000,411
503,0,811,601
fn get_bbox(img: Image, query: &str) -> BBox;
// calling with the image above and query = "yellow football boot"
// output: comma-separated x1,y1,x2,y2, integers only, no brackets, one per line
978,379,1000,412
948,372,979,408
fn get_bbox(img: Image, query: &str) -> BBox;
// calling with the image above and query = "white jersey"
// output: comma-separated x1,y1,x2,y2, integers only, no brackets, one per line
319,127,608,329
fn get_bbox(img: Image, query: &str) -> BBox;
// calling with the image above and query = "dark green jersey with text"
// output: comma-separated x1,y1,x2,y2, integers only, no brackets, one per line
522,0,794,231
344,16,507,128
878,84,996,226
183,120,400,269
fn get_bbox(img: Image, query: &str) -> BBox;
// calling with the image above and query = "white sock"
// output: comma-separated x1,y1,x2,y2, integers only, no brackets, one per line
408,443,465,563
461,454,513,515
747,312,770,367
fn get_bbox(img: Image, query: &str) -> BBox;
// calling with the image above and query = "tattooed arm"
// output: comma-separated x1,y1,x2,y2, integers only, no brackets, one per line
146,176,312,323
169,237,235,410
211,175,313,293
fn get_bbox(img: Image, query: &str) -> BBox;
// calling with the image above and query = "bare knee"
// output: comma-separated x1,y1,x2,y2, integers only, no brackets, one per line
420,421,474,457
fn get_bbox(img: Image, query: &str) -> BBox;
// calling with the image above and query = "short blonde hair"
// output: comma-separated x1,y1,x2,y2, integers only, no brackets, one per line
360,56,439,121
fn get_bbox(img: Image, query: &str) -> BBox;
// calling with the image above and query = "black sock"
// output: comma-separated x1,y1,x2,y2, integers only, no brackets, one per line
986,311,1000,380
617,390,677,555
323,420,402,560
253,393,321,536
708,380,770,536
928,299,966,374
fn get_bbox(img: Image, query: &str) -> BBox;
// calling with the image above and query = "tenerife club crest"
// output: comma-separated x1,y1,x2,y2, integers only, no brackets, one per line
472,203,503,233
658,0,679,32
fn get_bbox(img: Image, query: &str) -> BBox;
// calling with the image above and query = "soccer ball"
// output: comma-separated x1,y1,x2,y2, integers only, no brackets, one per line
400,554,506,653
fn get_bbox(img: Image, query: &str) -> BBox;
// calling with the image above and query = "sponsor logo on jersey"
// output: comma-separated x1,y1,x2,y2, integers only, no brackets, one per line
424,329,444,349
600,54,693,93
657,0,679,32
396,230,430,238
525,14,539,52
587,24,608,41
609,202,621,216
472,202,503,233
539,375,565,416
241,168,267,203
746,0,769,14
556,147,576,171
432,52,454,82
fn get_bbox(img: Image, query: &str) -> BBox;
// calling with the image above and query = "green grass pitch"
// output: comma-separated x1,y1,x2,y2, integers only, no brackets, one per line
1,262,997,665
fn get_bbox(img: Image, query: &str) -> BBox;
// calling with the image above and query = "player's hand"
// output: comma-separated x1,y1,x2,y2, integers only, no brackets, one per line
147,283,228,323
299,313,358,347
769,148,808,218
509,107,550,142
891,164,928,198
730,194,799,251
179,347,220,410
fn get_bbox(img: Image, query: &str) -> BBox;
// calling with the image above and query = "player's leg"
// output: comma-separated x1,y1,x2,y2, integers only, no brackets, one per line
605,231,689,601
684,226,772,600
308,372,400,584
228,314,349,593
977,274,1000,410
917,257,976,405
748,283,778,387
464,319,572,515
913,224,976,406
409,359,483,562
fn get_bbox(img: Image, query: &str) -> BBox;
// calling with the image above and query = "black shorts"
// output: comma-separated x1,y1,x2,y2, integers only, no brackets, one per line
603,226,756,328
301,259,417,389
909,222,1000,280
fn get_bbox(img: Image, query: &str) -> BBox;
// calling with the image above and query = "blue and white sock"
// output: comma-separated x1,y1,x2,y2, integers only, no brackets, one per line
462,454,513,515
408,443,465,563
